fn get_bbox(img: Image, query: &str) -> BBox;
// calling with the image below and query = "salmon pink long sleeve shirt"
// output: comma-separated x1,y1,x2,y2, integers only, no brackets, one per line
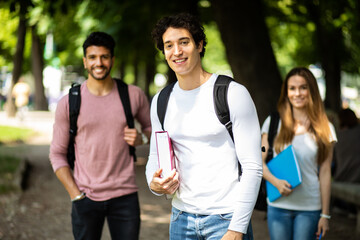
50,80,151,201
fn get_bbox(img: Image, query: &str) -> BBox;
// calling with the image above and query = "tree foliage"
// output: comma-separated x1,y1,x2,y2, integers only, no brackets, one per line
0,8,19,68
0,0,359,117
264,0,360,113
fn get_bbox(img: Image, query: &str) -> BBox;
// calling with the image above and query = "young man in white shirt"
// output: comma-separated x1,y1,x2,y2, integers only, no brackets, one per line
146,13,262,240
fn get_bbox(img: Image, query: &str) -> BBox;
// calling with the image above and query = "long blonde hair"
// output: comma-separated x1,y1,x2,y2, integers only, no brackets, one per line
274,67,332,165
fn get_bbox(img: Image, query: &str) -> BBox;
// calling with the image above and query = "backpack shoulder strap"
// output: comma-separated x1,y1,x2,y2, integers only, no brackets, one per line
213,75,234,141
69,83,82,134
157,82,176,131
114,79,136,161
115,79,134,128
266,111,280,163
213,75,244,176
68,83,81,169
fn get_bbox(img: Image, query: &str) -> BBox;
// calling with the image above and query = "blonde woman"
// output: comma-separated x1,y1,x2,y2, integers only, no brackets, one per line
261,67,336,240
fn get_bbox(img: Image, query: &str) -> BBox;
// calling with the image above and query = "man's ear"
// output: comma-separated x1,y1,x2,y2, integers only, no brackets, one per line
83,57,86,69
197,40,203,53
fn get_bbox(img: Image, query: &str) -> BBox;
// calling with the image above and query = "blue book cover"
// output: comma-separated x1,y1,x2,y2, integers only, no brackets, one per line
266,145,302,202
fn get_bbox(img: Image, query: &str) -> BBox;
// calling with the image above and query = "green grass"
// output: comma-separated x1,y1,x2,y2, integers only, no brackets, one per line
0,125,32,194
0,154,21,194
0,125,34,144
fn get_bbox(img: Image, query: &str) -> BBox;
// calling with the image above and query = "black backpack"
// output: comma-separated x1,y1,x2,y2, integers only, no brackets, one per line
67,79,136,169
254,111,280,211
157,75,242,174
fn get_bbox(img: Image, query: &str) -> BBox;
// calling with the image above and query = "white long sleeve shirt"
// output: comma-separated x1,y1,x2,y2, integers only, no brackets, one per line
146,74,262,233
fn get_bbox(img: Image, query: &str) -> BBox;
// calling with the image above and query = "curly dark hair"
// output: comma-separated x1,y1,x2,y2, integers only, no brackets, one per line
83,32,115,57
151,12,207,58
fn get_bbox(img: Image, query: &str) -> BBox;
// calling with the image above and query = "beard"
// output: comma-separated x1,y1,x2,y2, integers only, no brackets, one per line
86,65,112,81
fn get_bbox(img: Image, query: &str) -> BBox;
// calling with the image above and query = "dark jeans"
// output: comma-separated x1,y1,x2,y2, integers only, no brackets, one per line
71,192,140,240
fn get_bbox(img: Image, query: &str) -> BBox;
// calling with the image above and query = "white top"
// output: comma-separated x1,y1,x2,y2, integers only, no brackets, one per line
261,116,337,210
146,74,263,233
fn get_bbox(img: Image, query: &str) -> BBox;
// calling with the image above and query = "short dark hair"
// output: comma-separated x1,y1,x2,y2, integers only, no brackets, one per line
82,32,115,57
151,12,207,57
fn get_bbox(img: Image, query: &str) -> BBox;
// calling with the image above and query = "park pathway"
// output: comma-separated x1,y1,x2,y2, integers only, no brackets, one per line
0,111,357,239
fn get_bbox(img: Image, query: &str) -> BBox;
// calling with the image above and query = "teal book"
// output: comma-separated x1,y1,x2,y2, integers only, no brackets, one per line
266,145,302,202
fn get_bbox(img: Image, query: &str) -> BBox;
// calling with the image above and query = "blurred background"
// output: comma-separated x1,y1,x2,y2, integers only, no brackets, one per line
0,0,359,125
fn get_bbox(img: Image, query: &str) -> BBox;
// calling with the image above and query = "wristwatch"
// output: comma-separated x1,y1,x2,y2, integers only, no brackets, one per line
71,192,85,202
320,213,331,219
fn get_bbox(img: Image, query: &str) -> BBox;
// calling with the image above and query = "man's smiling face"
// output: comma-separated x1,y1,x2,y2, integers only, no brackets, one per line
162,27,203,77
83,46,114,81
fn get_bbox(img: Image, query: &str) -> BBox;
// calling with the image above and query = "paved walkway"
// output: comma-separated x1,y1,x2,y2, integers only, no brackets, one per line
0,111,358,239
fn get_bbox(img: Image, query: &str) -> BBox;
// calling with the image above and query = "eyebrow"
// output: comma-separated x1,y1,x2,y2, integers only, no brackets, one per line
87,53,111,57
288,83,308,87
164,37,190,44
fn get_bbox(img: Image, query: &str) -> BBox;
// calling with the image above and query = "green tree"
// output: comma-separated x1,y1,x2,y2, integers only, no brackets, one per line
0,8,18,67
264,0,360,114
211,0,283,122
4,0,30,117
4,0,356,119
31,24,48,110
2,0,52,114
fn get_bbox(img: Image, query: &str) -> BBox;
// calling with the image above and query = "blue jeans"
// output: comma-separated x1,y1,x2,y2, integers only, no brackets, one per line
71,192,140,240
169,207,253,240
267,205,320,240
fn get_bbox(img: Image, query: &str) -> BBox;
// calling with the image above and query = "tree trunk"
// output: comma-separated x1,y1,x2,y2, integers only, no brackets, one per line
119,61,125,80
321,30,342,113
145,60,155,99
307,1,342,114
31,25,48,111
6,12,27,117
211,0,283,123
133,55,139,85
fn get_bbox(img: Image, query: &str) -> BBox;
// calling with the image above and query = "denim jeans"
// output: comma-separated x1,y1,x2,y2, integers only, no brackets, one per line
169,207,253,240
71,192,140,240
267,205,321,240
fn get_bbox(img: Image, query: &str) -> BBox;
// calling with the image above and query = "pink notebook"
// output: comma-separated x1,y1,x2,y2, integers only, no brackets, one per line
155,131,176,178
